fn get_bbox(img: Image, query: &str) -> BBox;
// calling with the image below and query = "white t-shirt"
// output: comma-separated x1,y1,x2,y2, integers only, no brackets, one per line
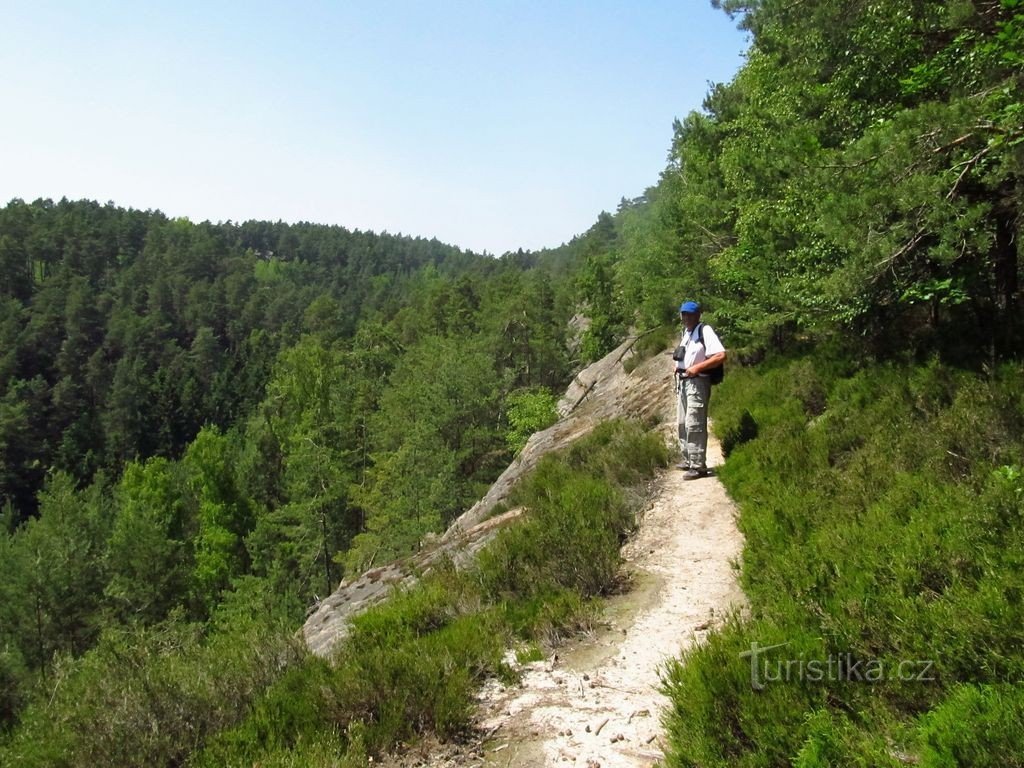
675,323,725,373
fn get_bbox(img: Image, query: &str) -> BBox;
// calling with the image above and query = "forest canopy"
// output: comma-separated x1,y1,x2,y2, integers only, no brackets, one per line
0,197,604,734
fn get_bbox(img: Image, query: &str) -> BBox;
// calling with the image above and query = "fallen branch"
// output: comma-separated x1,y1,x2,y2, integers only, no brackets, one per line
697,223,734,250
615,327,662,365
567,379,598,414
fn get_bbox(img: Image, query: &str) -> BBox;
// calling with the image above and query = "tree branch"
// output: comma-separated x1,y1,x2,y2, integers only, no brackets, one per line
697,224,734,250
946,146,991,201
872,226,928,284
817,154,882,170
931,133,975,154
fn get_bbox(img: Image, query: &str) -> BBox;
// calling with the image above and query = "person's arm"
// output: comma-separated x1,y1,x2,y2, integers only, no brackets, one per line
685,350,726,377
684,324,726,377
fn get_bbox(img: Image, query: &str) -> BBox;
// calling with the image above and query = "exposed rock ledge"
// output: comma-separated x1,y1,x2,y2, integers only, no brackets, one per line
302,335,674,658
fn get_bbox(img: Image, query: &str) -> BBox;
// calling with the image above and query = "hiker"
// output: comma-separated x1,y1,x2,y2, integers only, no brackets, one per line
674,300,726,479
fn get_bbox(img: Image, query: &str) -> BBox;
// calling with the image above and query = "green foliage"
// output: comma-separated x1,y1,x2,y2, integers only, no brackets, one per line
581,0,1022,361
559,418,670,487
199,592,506,765
576,214,628,361
793,709,902,768
0,198,576,523
0,645,28,735
183,427,254,615
244,335,360,599
0,474,111,674
504,387,559,454
330,599,505,750
622,325,676,374
2,609,303,768
720,408,758,457
662,354,1024,766
918,684,1024,767
105,457,191,625
0,197,583,745
347,336,502,575
3,0,1021,761
190,420,664,766
479,466,627,599
514,642,545,664
480,421,667,600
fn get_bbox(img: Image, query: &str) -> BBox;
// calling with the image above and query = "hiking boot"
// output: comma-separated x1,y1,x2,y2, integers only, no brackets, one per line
675,461,691,470
682,468,709,480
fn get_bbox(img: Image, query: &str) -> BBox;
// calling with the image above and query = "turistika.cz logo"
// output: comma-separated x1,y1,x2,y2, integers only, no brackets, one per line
739,641,935,691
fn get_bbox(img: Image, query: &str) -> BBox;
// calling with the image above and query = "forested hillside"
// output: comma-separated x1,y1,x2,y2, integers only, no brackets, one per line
583,0,1021,364
0,197,619,740
1,0,1022,765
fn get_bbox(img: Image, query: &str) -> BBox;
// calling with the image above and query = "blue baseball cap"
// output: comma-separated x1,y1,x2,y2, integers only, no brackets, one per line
679,301,701,313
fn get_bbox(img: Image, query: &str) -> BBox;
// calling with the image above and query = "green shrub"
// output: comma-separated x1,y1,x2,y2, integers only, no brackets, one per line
328,611,506,752
515,642,545,664
918,684,1024,768
663,354,1024,766
662,617,832,767
232,732,361,768
793,709,902,768
7,418,667,767
3,612,303,768
505,387,560,454
193,419,667,765
789,360,828,417
479,467,626,598
196,657,337,767
480,421,666,600
496,588,594,643
558,419,670,487
0,646,28,736
721,409,758,457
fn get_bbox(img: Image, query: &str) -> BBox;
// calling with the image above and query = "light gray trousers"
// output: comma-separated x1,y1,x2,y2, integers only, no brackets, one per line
677,376,711,470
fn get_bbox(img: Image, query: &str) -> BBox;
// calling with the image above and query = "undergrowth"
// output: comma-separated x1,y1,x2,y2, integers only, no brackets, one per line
662,354,1024,766
198,419,666,766
1,420,667,767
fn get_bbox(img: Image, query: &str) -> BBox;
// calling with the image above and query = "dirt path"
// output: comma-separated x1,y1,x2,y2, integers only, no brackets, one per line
337,340,745,768
465,430,745,767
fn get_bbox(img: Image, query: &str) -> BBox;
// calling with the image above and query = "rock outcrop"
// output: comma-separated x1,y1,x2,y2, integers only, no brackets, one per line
302,335,675,658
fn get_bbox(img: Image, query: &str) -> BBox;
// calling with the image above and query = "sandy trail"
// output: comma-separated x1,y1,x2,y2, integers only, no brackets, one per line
472,431,746,767
363,342,746,768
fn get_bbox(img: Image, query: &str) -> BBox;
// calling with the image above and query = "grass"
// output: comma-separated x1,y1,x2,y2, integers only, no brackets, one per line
662,352,1024,766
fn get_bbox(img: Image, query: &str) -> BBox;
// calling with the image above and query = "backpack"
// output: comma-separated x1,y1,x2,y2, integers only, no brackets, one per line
697,323,725,385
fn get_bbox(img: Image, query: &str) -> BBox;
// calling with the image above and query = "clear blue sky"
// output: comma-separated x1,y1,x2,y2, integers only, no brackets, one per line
0,1,747,255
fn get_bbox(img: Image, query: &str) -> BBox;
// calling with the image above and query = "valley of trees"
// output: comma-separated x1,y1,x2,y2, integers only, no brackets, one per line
1,0,1021,764
0,199,611,732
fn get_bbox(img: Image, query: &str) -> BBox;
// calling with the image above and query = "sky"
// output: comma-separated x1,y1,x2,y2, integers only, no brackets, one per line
0,1,748,255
